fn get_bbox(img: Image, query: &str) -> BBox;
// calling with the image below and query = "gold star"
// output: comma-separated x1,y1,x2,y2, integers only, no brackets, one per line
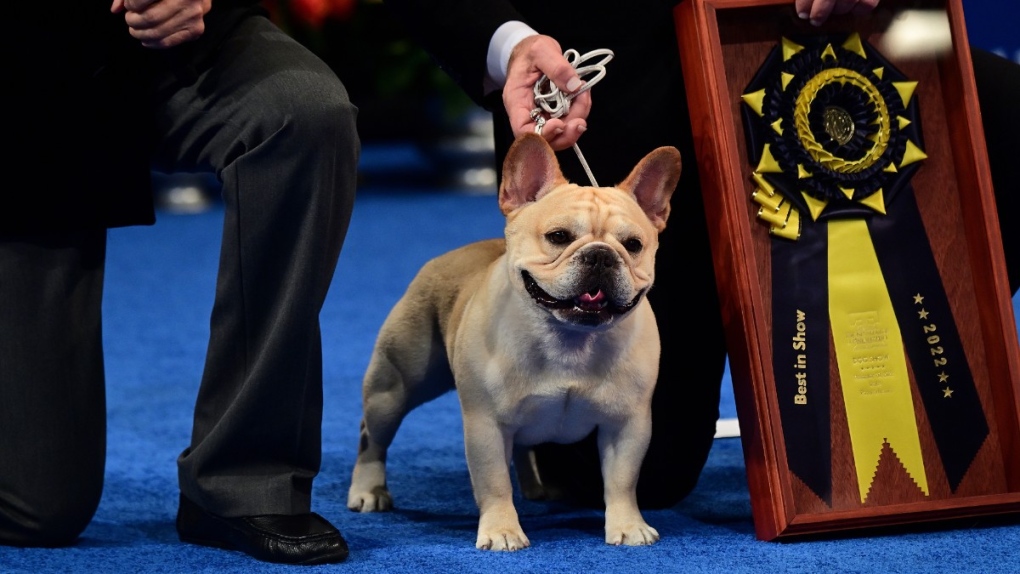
913,294,925,305
938,372,950,383
918,308,930,320
943,387,954,398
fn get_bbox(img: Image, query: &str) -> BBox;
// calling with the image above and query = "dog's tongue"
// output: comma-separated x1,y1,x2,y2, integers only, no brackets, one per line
578,290,605,309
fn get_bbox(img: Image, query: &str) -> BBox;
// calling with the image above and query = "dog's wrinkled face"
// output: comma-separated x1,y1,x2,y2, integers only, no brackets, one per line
498,134,681,329
511,185,658,328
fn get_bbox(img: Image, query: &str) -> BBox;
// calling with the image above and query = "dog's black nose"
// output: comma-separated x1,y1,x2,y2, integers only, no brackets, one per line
581,246,617,271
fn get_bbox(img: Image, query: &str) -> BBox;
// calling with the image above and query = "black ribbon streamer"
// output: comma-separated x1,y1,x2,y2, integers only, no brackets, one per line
868,190,989,489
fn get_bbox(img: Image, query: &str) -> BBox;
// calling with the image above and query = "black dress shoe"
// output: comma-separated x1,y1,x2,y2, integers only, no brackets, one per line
176,495,349,565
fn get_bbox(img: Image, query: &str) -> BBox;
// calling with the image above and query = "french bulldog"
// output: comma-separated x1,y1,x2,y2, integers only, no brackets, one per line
346,132,680,550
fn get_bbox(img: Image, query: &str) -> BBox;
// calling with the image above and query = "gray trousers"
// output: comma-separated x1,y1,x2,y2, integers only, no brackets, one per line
0,15,359,545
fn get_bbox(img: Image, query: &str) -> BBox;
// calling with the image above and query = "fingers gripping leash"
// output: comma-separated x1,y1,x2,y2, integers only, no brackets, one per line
530,48,614,187
531,48,613,121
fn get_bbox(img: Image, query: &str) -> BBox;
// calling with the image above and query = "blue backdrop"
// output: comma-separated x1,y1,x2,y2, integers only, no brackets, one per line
966,0,1020,62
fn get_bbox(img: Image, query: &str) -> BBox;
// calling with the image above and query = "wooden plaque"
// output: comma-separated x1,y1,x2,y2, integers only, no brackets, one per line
674,0,1020,540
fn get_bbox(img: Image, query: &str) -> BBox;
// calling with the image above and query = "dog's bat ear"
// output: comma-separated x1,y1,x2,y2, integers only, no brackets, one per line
499,133,567,215
618,146,681,232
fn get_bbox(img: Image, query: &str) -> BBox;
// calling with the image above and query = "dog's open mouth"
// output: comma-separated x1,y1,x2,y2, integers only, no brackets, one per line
522,271,641,324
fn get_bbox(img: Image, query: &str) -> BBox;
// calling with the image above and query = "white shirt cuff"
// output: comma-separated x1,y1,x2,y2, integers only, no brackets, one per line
484,21,539,94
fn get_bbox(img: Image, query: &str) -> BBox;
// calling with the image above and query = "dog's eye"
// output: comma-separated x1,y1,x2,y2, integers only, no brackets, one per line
545,230,573,245
623,238,643,254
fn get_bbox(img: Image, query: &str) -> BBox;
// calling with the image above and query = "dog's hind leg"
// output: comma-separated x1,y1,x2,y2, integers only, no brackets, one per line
347,320,453,513
511,446,568,502
347,413,393,512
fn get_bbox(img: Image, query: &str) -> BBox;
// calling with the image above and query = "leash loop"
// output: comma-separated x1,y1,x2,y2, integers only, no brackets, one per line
532,48,613,120
530,48,614,187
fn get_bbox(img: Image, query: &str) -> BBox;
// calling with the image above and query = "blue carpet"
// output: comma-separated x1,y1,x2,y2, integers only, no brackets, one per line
2,186,1020,573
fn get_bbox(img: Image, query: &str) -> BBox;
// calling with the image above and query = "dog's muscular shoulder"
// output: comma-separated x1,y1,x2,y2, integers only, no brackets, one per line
392,238,506,341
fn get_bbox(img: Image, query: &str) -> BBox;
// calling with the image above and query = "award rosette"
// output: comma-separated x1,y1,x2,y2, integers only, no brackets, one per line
739,33,989,505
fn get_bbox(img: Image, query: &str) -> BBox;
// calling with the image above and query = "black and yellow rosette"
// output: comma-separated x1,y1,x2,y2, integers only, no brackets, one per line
741,33,988,505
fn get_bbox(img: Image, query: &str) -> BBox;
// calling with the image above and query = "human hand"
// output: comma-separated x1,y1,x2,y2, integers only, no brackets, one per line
110,0,212,49
794,0,880,26
503,34,591,151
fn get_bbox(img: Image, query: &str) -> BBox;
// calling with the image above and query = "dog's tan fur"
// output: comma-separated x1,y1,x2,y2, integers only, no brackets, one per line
347,133,680,550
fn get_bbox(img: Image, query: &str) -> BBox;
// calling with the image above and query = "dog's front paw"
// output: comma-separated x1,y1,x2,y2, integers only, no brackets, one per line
475,509,530,551
475,528,531,552
346,485,393,513
605,521,659,546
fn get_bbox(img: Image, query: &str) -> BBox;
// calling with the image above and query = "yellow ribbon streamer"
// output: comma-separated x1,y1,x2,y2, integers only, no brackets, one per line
828,219,928,501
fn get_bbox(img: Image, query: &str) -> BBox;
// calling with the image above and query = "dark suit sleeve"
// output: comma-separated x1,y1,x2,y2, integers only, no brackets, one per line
383,0,525,105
